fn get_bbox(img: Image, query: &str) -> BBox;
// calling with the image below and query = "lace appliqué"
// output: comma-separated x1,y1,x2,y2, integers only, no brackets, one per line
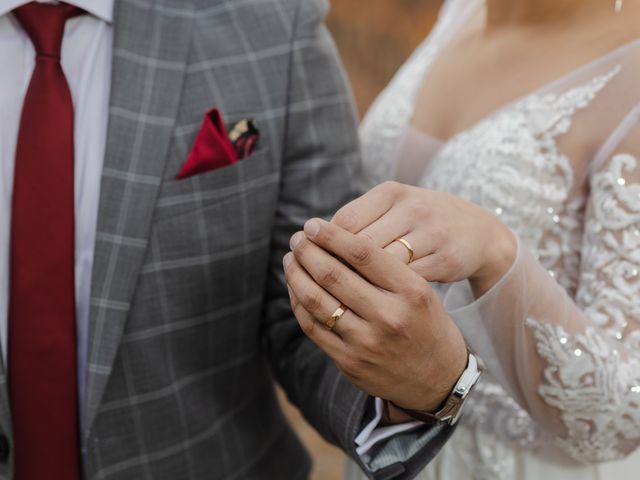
424,66,620,293
526,319,640,463
524,154,640,462
578,153,640,341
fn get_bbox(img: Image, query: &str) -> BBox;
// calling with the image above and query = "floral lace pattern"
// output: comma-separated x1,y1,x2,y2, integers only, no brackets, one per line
526,318,640,463
519,152,640,463
578,153,640,341
423,67,620,293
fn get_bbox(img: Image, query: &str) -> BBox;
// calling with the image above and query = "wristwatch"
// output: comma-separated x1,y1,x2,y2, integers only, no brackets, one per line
393,351,482,426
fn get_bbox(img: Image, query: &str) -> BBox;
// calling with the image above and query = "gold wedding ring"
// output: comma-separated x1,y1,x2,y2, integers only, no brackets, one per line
395,238,414,262
326,304,348,331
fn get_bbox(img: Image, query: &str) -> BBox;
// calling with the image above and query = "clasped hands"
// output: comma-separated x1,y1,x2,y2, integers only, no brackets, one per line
283,182,516,413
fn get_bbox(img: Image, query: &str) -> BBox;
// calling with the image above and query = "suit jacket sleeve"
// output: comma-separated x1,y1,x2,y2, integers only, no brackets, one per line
261,1,455,478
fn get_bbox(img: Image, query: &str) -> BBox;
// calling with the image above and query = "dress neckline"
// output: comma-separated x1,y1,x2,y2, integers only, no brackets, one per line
410,0,640,144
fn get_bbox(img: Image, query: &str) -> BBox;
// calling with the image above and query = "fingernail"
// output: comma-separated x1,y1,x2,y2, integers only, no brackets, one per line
283,252,294,269
304,219,321,238
287,285,293,299
290,232,304,250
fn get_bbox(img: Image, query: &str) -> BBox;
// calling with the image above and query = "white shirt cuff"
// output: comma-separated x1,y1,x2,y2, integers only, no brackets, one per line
355,398,423,456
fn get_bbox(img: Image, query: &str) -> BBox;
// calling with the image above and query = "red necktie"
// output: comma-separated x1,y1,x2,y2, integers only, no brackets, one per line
9,3,82,479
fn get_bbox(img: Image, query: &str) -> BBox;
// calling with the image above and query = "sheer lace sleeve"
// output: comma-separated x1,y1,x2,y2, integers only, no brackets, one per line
442,107,640,463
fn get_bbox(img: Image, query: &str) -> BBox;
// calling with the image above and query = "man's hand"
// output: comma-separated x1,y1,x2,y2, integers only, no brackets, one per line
331,181,517,297
283,219,467,413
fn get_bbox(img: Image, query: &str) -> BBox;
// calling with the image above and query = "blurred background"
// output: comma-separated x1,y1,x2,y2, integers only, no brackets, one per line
279,1,443,479
328,0,443,114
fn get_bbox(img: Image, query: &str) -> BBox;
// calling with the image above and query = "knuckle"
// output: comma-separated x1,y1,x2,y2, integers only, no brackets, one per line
302,292,323,314
322,223,337,242
319,265,342,288
379,180,403,197
338,362,356,380
405,282,433,308
358,334,380,356
337,357,355,377
291,240,307,260
341,353,365,378
432,227,447,245
348,241,373,267
440,249,461,271
333,208,357,231
294,236,309,253
383,315,410,335
433,250,448,265
357,231,376,244
410,201,431,219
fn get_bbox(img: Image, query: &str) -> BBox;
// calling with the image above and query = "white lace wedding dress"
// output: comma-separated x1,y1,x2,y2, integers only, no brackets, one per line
345,0,640,479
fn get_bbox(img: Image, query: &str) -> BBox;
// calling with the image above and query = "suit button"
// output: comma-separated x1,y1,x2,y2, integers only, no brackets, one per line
0,435,9,462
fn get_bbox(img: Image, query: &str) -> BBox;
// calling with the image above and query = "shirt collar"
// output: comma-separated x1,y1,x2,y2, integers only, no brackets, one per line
0,0,114,23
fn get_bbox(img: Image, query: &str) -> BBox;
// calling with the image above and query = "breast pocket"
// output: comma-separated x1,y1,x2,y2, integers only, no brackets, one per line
136,147,281,322
155,147,276,221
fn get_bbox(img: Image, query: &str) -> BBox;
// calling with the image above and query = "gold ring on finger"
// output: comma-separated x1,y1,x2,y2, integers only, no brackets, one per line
395,238,414,263
326,304,348,331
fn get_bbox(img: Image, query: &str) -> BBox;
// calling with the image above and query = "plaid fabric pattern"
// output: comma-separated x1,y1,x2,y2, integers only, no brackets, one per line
0,0,452,478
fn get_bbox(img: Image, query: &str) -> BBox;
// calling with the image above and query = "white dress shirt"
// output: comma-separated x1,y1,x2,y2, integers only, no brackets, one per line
0,0,113,413
0,0,416,452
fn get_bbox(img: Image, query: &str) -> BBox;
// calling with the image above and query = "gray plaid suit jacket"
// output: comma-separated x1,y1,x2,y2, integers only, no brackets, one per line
0,0,453,478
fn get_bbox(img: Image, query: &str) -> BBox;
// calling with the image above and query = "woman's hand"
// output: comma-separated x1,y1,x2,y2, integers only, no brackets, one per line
283,219,468,413
331,182,518,297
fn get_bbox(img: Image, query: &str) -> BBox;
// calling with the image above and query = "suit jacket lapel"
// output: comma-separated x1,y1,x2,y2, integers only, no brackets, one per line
84,0,196,440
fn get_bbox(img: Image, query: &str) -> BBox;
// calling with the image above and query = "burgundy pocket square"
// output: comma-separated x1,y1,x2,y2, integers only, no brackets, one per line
176,109,259,180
